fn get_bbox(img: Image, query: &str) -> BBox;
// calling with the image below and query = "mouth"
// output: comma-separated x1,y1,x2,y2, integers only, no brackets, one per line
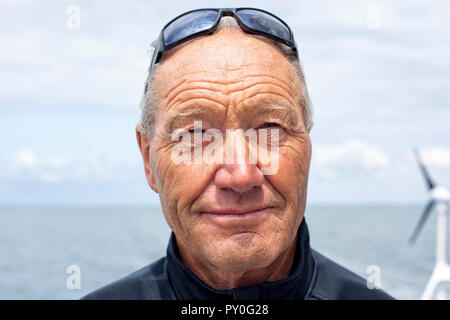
200,206,274,228
202,207,273,216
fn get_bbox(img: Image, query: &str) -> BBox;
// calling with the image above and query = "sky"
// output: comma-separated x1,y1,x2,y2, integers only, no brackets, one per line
1,0,450,206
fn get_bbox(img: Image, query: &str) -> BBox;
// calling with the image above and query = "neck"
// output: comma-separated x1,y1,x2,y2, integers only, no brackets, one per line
177,235,298,290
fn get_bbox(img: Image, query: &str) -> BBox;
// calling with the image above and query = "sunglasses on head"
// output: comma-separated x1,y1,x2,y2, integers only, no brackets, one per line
145,8,298,92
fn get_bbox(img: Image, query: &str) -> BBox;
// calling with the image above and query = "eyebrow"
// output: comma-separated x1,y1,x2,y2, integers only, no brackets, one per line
244,101,300,119
169,106,216,118
164,105,224,131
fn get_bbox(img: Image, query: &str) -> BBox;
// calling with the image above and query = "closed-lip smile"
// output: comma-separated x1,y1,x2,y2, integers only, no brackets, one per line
202,206,273,216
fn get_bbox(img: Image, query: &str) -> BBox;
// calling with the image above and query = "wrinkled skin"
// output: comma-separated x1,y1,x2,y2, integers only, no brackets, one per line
136,27,312,290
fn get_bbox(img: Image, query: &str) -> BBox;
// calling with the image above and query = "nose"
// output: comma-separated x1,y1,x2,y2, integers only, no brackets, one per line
213,128,265,193
214,134,264,193
214,162,265,194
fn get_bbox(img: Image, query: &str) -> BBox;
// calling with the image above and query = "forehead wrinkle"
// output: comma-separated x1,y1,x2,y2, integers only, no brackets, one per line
225,73,296,93
224,81,295,102
158,57,297,96
161,69,295,100
164,82,228,110
157,41,301,122
159,71,226,100
163,72,299,113
164,75,293,105
165,79,293,112
165,92,229,112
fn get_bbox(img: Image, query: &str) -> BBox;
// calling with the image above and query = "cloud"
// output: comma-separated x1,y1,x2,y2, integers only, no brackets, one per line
314,140,389,170
14,149,36,168
4,148,143,184
311,140,391,182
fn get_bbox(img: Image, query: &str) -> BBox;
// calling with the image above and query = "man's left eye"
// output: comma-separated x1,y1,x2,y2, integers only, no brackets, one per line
260,123,280,129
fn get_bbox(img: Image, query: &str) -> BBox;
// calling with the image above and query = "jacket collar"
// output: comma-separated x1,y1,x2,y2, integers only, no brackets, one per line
166,219,315,300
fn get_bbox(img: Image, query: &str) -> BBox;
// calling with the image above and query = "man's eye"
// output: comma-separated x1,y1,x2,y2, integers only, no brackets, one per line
189,128,205,134
260,123,280,129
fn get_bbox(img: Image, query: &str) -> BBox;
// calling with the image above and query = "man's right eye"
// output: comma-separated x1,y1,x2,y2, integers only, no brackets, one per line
188,128,205,134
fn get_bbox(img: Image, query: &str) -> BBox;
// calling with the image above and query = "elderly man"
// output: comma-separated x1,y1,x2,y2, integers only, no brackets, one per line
83,8,393,300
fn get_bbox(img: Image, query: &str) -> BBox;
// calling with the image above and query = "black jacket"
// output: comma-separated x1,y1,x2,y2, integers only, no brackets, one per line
82,220,394,300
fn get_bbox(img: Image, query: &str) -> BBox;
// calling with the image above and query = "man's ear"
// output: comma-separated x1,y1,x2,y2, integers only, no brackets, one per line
136,123,158,193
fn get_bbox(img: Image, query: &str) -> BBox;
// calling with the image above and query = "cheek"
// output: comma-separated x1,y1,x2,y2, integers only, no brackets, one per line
268,136,311,212
152,149,214,227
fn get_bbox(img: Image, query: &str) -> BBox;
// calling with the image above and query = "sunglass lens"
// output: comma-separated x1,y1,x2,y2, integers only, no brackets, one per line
163,10,219,47
237,9,290,42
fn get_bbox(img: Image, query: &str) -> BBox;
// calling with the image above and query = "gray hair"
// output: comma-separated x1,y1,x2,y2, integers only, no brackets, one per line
139,17,313,139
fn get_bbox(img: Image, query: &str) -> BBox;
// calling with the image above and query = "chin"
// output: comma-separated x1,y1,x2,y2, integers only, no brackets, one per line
202,232,282,272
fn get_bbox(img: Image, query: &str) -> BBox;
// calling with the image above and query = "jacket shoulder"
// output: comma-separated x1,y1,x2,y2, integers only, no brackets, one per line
81,257,176,300
307,249,394,300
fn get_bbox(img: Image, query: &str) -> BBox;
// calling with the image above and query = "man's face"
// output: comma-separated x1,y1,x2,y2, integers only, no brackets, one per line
138,28,312,274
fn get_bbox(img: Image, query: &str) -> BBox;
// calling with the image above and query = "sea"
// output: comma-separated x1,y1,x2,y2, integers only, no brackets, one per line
1,206,449,300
